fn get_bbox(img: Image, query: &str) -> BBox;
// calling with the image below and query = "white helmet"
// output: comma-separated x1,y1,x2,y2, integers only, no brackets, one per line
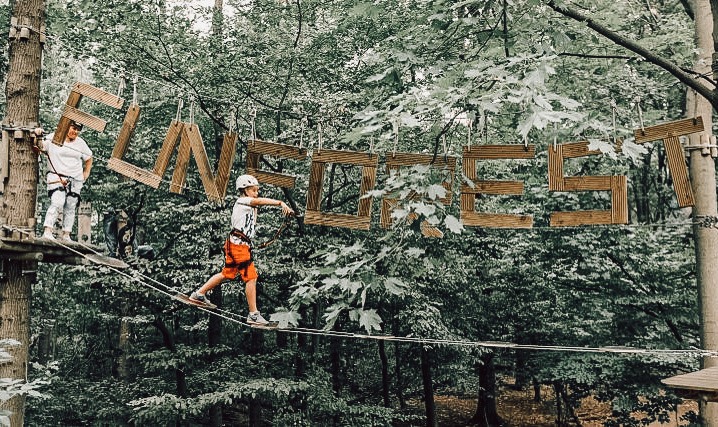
235,174,259,190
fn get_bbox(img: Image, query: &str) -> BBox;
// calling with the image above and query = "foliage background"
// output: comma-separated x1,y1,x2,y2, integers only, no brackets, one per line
0,0,707,425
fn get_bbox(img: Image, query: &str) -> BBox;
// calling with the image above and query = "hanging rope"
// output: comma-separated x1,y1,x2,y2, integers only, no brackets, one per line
392,120,399,157
467,117,472,148
317,122,323,153
116,74,126,98
636,96,645,132
299,116,306,149
228,106,237,134
131,75,138,105
175,97,184,123
188,96,195,125
250,107,257,143
610,98,618,144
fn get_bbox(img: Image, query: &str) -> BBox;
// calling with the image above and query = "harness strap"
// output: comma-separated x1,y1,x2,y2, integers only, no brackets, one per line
229,228,252,245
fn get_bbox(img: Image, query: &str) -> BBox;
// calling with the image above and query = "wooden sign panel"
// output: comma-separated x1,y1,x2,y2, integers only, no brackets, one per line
304,149,378,230
633,117,704,207
548,141,628,227
460,144,535,228
52,82,124,146
380,152,456,238
246,139,307,188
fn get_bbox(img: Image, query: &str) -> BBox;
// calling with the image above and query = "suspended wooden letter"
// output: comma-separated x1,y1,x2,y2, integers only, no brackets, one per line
52,82,124,146
633,117,704,207
165,123,238,202
106,104,164,187
460,145,535,228
305,149,378,230
380,153,456,238
548,141,627,227
246,139,307,188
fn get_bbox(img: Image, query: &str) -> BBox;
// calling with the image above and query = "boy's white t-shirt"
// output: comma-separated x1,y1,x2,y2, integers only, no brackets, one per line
43,133,93,181
230,196,257,243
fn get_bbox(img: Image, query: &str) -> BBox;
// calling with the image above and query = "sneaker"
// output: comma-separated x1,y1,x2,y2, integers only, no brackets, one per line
247,311,269,325
41,231,55,240
189,292,207,303
60,235,73,242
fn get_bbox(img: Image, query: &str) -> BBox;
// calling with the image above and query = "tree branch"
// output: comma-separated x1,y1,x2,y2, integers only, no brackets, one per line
546,1,717,105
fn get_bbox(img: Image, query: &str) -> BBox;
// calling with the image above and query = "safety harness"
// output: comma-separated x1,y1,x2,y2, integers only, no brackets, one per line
35,137,82,201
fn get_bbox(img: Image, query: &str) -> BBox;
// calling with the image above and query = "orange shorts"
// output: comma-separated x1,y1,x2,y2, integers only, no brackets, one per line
221,239,258,282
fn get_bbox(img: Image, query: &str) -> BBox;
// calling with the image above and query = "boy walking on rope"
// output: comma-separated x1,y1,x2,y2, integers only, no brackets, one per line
190,174,294,325
34,121,93,241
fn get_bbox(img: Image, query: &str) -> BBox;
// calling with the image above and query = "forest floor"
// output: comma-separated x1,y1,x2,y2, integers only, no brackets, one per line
404,387,698,426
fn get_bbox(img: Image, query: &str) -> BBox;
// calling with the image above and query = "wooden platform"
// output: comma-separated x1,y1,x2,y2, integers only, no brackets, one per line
662,366,718,402
0,235,128,268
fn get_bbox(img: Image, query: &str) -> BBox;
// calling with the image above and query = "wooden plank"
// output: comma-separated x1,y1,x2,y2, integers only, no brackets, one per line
183,124,220,201
152,121,184,176
611,175,628,224
664,136,694,207
462,152,477,212
357,166,377,217
380,198,396,228
60,105,108,132
214,132,238,198
312,149,379,167
385,152,456,168
548,144,564,191
107,158,162,188
420,221,444,238
634,117,704,144
463,144,536,160
52,90,82,146
461,180,524,195
560,141,602,158
460,211,533,228
304,210,371,230
562,176,613,191
306,162,325,211
248,139,308,160
247,169,298,189
170,135,191,194
72,82,124,109
550,210,613,227
662,367,718,392
246,152,260,170
111,104,141,159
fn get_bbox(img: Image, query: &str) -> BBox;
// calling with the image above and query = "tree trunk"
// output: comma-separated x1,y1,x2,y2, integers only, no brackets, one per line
0,1,44,425
692,1,718,425
208,286,222,426
469,352,502,427
420,347,437,427
36,319,55,364
248,330,263,426
378,340,391,407
116,302,131,379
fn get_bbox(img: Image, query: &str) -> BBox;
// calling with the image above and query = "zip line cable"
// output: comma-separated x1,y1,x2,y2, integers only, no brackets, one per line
4,225,717,358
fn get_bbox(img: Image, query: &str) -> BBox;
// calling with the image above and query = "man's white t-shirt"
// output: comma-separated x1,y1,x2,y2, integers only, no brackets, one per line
230,197,257,244
43,133,93,181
